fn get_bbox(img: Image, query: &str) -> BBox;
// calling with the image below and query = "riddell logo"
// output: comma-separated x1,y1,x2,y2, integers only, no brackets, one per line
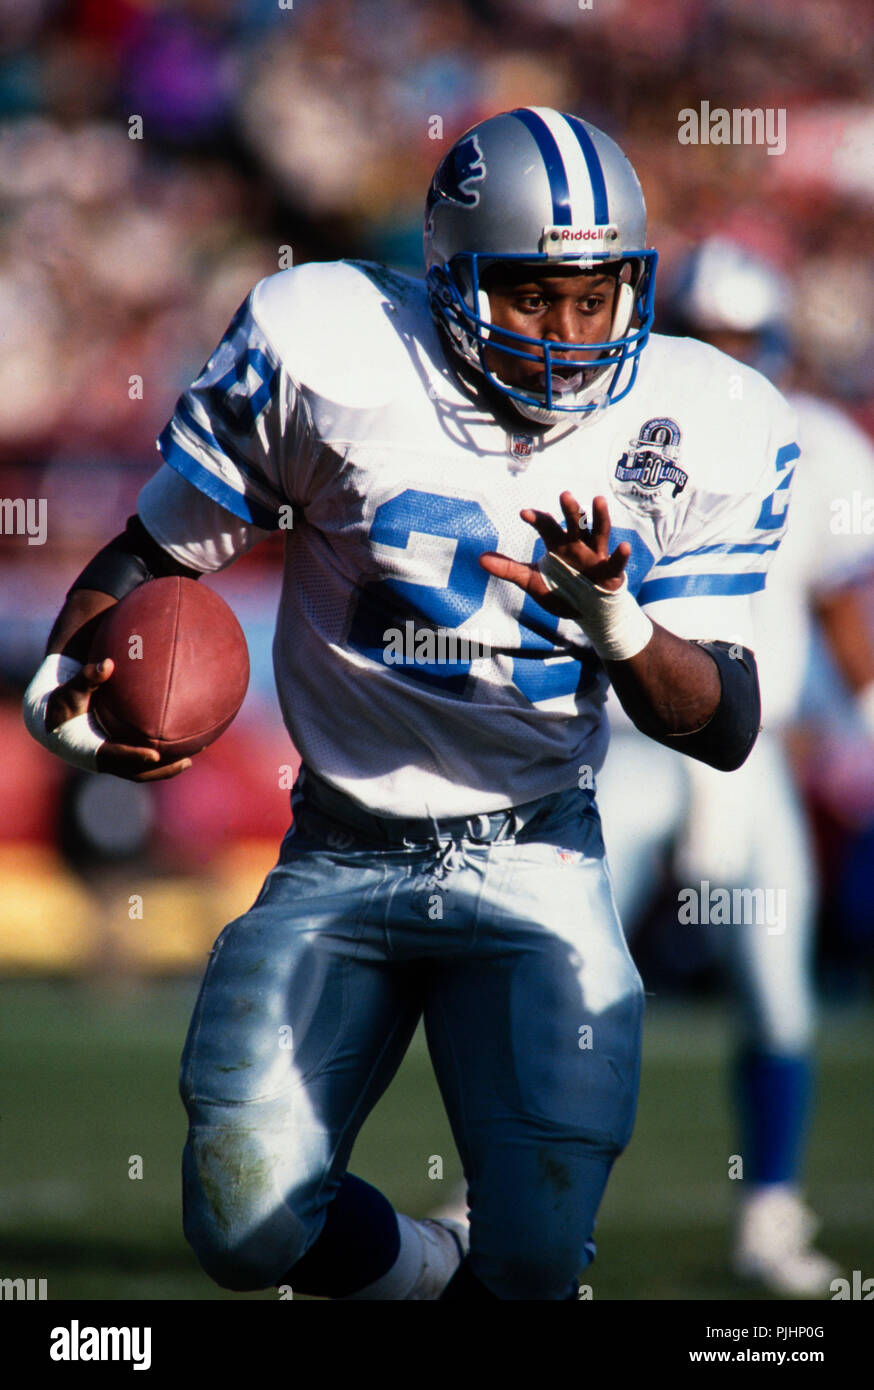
562,228,608,240
542,225,618,250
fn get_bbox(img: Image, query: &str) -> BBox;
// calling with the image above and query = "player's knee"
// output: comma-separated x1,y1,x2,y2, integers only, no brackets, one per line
743,996,814,1055
475,1218,595,1301
184,1228,278,1292
182,1130,310,1291
760,1020,814,1055
183,1200,309,1292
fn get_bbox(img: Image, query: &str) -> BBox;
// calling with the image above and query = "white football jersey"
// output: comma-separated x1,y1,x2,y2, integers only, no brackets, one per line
748,392,874,726
139,260,798,816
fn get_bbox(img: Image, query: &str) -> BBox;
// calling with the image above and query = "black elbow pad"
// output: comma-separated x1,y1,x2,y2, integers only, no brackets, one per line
648,640,761,772
68,516,199,600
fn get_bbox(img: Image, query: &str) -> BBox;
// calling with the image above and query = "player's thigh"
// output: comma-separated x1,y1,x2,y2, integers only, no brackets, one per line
424,794,644,1294
182,840,416,1109
180,832,422,1259
596,728,689,929
716,736,817,1050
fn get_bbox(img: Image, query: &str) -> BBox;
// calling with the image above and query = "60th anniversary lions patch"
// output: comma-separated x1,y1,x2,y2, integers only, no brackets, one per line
614,418,688,500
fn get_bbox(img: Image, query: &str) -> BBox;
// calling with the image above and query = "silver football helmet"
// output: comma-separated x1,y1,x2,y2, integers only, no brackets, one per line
424,107,657,426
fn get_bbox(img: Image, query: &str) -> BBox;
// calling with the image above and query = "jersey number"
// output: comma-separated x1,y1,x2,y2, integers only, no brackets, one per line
347,489,651,704
755,442,799,530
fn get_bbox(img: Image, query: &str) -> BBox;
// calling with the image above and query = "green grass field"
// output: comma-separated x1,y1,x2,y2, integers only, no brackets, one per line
0,980,871,1301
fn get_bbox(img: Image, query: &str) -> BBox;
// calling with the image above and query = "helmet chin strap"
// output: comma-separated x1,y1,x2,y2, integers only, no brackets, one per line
477,288,491,339
610,281,635,340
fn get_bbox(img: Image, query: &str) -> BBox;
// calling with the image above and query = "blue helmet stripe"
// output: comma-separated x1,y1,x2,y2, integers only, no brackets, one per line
510,107,572,225
563,115,610,224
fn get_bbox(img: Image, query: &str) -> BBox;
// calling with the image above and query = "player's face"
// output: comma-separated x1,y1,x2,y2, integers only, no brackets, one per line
482,268,618,394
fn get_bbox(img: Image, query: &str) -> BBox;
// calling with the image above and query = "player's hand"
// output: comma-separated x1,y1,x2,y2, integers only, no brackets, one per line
479,492,630,617
46,659,193,781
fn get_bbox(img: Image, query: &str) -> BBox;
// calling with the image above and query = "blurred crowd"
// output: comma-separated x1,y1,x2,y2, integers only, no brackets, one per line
0,0,871,472
1,0,873,980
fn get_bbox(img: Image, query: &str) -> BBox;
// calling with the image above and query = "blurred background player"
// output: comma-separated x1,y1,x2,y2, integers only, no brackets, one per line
595,238,874,1295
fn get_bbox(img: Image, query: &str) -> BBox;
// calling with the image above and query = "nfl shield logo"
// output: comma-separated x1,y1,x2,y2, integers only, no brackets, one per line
507,432,535,472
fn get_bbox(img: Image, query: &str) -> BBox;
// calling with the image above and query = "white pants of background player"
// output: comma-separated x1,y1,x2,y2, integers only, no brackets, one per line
595,725,843,1293
596,727,815,1057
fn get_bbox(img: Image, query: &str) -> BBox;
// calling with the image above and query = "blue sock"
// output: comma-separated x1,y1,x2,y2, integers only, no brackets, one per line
283,1173,400,1298
735,1050,813,1185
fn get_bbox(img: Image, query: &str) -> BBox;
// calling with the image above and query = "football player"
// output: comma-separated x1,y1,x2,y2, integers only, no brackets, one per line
24,111,796,1300
595,238,874,1294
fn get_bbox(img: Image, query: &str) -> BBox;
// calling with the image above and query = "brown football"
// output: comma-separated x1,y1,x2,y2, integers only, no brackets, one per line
88,577,250,759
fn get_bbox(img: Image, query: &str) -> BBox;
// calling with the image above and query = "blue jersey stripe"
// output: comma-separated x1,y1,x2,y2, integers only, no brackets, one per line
638,571,767,603
510,108,572,225
176,400,285,505
655,538,783,565
563,115,609,224
158,426,279,531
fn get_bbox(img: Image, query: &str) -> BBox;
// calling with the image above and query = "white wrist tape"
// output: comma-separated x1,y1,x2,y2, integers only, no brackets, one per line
538,554,654,661
856,681,874,740
22,653,106,772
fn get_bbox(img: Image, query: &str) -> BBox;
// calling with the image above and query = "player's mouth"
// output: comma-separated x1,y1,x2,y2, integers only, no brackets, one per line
524,365,587,395
550,365,586,393
490,347,601,396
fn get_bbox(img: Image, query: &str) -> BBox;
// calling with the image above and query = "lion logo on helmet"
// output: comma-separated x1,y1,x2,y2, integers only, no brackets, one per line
426,134,487,215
